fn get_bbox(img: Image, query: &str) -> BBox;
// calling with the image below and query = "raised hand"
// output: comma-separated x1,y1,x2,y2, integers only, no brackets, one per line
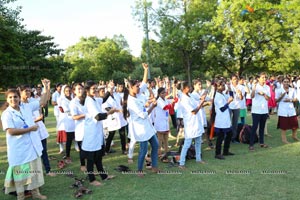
142,63,148,70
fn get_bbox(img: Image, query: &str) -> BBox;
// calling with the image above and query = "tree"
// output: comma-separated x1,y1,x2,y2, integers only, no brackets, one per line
64,36,134,82
212,0,300,76
138,0,218,83
0,1,65,88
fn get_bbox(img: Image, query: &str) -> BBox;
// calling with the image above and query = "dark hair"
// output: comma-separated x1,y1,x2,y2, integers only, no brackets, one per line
18,84,30,92
81,80,96,105
72,83,83,92
258,72,267,78
72,83,85,105
181,81,190,91
215,80,225,92
85,80,96,91
176,82,182,90
128,80,139,87
123,87,130,119
192,79,201,86
1,88,20,111
156,87,165,99
63,85,72,100
55,83,62,88
231,74,238,79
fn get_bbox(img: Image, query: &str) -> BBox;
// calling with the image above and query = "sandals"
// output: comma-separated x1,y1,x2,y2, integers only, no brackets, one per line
128,158,133,164
260,144,269,148
79,186,92,194
145,160,152,169
104,175,116,181
197,160,206,164
48,156,57,160
74,187,92,198
178,165,186,170
89,180,102,186
137,171,145,178
74,190,83,198
57,160,65,169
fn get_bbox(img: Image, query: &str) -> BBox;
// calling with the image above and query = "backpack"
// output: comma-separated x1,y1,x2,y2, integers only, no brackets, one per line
239,124,258,144
178,140,196,159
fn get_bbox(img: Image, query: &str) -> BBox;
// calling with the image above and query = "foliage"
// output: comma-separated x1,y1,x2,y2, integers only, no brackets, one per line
64,36,134,82
211,0,300,75
0,1,66,88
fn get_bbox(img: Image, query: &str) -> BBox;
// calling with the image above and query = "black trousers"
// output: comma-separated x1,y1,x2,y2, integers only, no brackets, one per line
66,132,75,157
82,149,108,182
105,126,127,152
77,141,85,166
170,114,177,129
41,139,51,173
215,130,232,155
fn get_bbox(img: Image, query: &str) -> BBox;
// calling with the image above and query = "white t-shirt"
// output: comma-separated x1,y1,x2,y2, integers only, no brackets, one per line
276,87,297,117
229,84,244,109
251,84,270,114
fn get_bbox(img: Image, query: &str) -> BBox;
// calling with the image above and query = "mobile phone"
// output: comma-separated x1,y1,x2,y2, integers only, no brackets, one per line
229,91,234,97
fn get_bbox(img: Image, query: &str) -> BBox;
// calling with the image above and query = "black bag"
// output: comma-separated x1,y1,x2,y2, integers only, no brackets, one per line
178,140,196,159
115,165,131,172
239,124,258,144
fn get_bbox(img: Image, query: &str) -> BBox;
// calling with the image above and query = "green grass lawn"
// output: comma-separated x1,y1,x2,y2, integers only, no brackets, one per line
0,106,299,200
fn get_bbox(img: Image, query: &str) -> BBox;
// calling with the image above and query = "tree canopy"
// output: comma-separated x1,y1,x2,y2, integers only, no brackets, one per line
2,0,300,89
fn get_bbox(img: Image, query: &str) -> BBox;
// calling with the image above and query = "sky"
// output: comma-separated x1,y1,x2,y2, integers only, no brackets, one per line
10,0,158,57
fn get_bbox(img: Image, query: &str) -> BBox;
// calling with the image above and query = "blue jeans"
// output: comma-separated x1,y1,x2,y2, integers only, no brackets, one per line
179,136,202,166
138,135,159,171
41,139,51,173
250,113,268,146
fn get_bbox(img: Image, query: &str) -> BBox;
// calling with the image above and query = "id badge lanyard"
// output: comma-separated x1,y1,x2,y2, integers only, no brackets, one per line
13,110,28,128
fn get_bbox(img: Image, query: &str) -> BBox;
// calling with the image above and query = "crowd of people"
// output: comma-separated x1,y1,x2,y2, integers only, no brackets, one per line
1,64,300,199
